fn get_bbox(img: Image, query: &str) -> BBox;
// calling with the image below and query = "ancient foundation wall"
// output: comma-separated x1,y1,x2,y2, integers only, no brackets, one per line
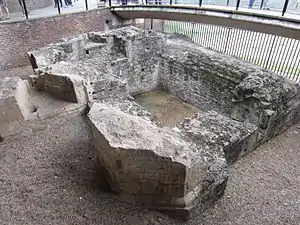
159,41,246,115
119,31,163,95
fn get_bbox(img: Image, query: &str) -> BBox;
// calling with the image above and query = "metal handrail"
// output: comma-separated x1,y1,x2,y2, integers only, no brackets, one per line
18,0,295,24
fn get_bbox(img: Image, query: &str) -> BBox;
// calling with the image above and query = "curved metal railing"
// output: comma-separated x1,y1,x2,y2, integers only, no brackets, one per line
108,0,300,20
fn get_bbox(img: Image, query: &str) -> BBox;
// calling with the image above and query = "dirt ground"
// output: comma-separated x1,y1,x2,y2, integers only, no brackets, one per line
0,116,299,225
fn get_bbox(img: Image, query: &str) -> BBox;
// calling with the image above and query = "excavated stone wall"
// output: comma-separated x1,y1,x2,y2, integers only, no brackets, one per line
2,26,299,220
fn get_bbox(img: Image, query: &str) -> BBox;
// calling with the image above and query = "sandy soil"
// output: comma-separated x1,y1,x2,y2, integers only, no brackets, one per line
0,116,299,225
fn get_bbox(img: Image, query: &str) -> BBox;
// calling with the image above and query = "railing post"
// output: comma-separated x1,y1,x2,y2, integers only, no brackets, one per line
236,0,240,10
224,28,231,53
199,0,202,7
191,22,195,41
265,35,276,69
260,0,264,9
57,0,61,14
85,0,88,10
109,0,111,7
226,0,229,6
22,0,29,19
282,0,289,16
145,0,148,4
170,0,172,5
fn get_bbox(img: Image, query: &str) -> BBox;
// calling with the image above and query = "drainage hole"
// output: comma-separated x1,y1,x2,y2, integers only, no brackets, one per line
31,105,38,113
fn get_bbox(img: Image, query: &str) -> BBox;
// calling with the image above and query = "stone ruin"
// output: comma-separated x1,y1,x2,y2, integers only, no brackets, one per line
1,26,300,219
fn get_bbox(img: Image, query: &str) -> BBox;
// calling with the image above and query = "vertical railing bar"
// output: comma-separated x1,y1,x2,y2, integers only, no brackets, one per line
235,29,242,57
212,26,219,51
260,0,265,9
22,0,29,19
290,44,300,81
199,23,205,46
199,0,202,7
283,39,297,78
243,30,253,62
197,23,202,44
227,28,235,56
202,24,207,47
236,0,240,10
258,32,270,67
268,36,281,72
85,0,88,10
232,29,240,56
109,0,111,7
265,35,277,70
284,40,298,79
180,22,183,34
259,34,272,68
238,30,247,58
194,23,199,43
166,20,169,33
209,25,216,49
187,22,191,37
217,26,224,52
275,38,290,74
282,0,289,16
220,26,228,53
186,22,190,38
191,22,195,42
209,25,215,50
240,30,250,60
216,26,223,52
233,29,241,57
248,32,260,65
224,27,231,54
278,38,293,75
246,31,256,64
178,21,182,35
272,37,286,74
215,25,222,52
180,22,184,35
205,24,211,48
232,28,239,56
256,32,266,66
293,59,300,82
57,0,61,14
207,25,213,49
197,23,203,46
170,21,174,34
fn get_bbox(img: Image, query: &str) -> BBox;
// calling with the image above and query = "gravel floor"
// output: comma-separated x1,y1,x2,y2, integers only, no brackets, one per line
0,116,299,225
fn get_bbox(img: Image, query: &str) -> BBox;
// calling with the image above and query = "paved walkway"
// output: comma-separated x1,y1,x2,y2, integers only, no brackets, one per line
2,0,98,23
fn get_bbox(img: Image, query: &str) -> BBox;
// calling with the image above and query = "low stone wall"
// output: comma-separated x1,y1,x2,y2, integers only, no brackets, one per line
0,8,121,73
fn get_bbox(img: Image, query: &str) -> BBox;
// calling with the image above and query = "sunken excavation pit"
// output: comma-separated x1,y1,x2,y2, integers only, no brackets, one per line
1,26,300,220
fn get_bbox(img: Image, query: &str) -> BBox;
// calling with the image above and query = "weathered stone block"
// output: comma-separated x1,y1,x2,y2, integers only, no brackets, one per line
88,102,228,219
0,77,29,137
35,73,88,104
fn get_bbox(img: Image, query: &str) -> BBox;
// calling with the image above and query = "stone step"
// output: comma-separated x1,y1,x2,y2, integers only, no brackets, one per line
0,75,87,141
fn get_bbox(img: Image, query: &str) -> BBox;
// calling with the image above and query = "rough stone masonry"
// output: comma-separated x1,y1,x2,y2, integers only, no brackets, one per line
1,26,299,220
